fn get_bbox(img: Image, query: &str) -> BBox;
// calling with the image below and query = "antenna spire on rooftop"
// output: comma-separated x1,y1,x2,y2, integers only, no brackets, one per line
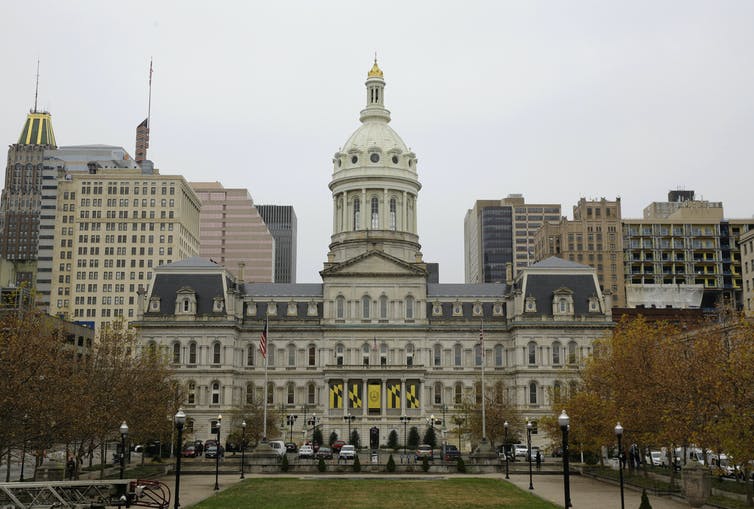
33,59,40,113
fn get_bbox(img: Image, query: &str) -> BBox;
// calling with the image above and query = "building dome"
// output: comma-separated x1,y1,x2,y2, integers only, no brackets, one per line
341,121,409,155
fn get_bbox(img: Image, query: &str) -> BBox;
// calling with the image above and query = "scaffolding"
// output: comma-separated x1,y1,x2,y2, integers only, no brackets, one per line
0,479,169,509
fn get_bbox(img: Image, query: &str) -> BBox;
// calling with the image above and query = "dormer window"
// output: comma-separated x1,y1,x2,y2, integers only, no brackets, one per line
472,302,483,317
552,287,574,317
287,301,297,316
525,296,537,313
432,301,442,316
212,296,224,313
149,296,161,312
452,301,463,316
175,287,197,316
588,295,600,313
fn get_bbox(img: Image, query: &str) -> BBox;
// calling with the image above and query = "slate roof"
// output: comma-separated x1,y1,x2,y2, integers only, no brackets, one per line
161,257,223,269
531,256,591,270
242,283,324,298
427,283,506,298
524,274,599,315
146,273,225,316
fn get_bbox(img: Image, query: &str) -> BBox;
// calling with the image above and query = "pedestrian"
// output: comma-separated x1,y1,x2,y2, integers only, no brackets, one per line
67,456,76,480
535,451,542,470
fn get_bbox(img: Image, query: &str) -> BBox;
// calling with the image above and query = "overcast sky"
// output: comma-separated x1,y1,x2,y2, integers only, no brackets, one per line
2,1,753,283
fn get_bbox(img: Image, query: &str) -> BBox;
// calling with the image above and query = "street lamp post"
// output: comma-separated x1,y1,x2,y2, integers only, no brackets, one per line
286,415,298,443
504,421,510,479
173,408,186,509
307,414,319,444
399,416,411,461
19,414,28,482
558,410,572,508
615,422,625,509
240,420,246,479
526,420,533,490
119,421,129,480
344,413,356,444
214,414,222,491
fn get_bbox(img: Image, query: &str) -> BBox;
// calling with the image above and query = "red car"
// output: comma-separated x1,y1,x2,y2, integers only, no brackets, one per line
331,440,346,453
181,445,198,458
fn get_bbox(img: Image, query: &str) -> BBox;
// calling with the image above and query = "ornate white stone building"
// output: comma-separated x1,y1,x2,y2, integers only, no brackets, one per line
134,61,613,448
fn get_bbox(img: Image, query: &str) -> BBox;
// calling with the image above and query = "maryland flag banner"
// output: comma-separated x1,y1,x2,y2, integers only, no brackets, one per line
329,382,343,409
348,382,362,408
387,381,401,409
368,383,381,410
406,381,420,409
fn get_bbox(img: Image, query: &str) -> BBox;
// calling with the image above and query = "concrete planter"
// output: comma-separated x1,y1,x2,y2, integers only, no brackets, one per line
682,462,711,508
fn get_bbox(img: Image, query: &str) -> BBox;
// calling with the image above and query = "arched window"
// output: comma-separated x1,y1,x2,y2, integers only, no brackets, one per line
529,382,538,404
405,296,414,319
336,344,344,366
353,198,360,230
474,344,482,366
433,344,442,366
362,343,370,365
553,381,562,404
527,342,536,365
560,298,568,312
212,342,221,364
287,382,295,405
371,197,379,228
247,344,255,366
246,382,255,404
379,295,388,319
183,300,190,312
454,344,462,366
287,344,296,366
267,382,274,405
494,344,504,367
187,382,196,405
308,344,316,366
307,383,316,405
211,381,220,404
568,341,577,364
434,382,443,405
454,383,463,404
336,295,345,319
552,342,562,365
389,198,397,230
172,342,180,364
362,295,371,319
188,342,197,364
406,343,414,366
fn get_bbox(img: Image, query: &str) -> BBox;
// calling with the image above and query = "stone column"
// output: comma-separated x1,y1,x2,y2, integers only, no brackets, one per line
683,462,711,508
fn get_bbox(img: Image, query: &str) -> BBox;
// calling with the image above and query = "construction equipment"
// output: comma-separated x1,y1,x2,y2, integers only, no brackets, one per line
0,479,169,509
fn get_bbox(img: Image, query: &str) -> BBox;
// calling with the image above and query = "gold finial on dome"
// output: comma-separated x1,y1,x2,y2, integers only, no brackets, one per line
368,54,383,78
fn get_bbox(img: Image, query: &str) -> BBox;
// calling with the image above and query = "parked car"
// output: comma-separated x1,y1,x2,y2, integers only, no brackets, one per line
529,447,543,462
331,440,346,453
514,444,528,459
204,445,224,459
285,442,298,453
268,440,287,457
181,444,198,458
645,450,662,466
416,444,434,461
339,444,356,461
298,445,314,459
315,447,333,460
442,444,460,462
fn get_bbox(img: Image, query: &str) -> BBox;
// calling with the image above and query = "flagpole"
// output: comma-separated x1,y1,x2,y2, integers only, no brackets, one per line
261,316,269,441
480,319,487,440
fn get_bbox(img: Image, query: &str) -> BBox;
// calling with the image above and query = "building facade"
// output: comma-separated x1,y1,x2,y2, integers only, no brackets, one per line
464,195,561,283
191,182,275,282
740,228,754,317
256,205,297,283
534,198,625,307
134,62,612,449
49,168,201,332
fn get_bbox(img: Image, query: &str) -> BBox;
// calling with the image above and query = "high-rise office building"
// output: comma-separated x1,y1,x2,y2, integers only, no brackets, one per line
191,182,275,282
534,198,625,306
0,110,57,286
49,168,201,332
464,195,561,283
741,228,754,317
256,205,297,283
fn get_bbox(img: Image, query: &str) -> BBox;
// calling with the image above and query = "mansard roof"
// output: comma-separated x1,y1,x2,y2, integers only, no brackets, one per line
427,283,506,298
531,256,591,270
242,283,323,298
146,273,226,316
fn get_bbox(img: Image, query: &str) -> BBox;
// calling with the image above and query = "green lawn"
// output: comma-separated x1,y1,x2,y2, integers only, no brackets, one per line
191,478,560,509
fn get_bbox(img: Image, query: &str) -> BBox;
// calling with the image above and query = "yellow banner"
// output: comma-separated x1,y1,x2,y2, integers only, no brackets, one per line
387,382,401,409
349,383,362,408
406,382,420,408
368,383,381,409
329,382,343,409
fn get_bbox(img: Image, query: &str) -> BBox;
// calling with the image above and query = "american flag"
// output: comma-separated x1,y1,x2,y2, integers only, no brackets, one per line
259,317,268,358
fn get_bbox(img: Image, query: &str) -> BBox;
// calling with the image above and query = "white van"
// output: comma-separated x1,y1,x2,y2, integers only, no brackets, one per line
268,440,286,456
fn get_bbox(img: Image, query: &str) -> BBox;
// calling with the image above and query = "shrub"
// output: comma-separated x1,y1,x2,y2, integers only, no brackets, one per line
386,454,396,472
388,430,399,451
329,431,338,447
280,454,289,472
317,457,326,472
353,455,361,472
422,456,430,472
422,427,437,449
457,457,466,473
